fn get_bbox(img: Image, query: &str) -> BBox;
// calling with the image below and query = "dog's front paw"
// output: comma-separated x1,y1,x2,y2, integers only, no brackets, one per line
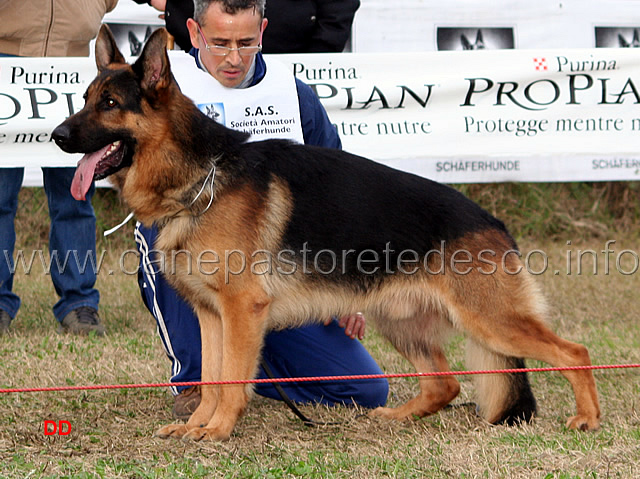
153,423,190,439
182,426,231,442
566,414,600,431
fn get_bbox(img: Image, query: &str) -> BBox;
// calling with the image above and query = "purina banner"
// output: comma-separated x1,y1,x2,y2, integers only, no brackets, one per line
2,48,640,186
292,48,640,183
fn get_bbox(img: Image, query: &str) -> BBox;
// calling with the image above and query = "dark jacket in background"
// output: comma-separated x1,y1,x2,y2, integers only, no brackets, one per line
163,0,193,51
132,0,193,50
263,0,360,53
133,0,360,53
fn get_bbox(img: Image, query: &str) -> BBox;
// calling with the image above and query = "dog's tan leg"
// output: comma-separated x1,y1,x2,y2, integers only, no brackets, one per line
155,309,223,439
461,309,600,431
183,288,270,441
370,345,460,420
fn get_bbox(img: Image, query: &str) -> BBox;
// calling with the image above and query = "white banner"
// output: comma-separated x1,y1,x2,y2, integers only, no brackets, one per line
288,48,640,183
1,49,640,185
352,0,640,52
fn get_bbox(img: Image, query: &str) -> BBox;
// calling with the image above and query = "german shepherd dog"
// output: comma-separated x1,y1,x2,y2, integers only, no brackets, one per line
52,25,600,441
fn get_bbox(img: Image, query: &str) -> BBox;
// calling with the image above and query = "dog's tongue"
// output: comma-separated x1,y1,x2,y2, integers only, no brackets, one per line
70,144,112,201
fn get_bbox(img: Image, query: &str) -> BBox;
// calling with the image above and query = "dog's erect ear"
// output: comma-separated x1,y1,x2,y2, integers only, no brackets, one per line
134,28,171,92
95,24,126,72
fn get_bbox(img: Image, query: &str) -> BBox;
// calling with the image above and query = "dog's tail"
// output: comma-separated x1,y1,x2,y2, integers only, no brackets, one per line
466,340,537,425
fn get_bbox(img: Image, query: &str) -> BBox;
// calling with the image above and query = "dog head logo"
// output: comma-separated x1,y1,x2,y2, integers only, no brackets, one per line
128,26,153,56
461,30,485,50
595,26,640,48
436,27,514,51
199,103,224,123
618,29,640,48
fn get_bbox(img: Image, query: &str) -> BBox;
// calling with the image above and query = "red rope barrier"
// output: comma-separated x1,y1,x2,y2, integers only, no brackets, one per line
1,363,638,394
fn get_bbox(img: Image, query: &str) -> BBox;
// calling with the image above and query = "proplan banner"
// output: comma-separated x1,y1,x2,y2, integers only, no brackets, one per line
287,49,640,183
1,48,639,185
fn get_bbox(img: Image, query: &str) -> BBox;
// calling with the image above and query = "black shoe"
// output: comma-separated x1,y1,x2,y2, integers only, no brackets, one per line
59,306,106,336
0,309,11,334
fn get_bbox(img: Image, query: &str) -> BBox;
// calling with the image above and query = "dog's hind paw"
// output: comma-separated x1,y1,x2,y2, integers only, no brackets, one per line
566,414,600,431
369,406,414,421
153,423,190,439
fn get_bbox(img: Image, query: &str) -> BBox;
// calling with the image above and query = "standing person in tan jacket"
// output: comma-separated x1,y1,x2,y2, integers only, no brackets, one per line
0,0,118,335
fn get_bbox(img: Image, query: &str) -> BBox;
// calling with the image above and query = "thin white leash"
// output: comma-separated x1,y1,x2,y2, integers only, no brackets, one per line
186,163,217,216
103,211,135,236
103,164,217,237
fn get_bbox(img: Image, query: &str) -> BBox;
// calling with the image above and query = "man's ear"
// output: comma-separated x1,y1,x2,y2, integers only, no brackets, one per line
133,27,172,92
95,24,126,72
259,17,268,44
186,18,201,50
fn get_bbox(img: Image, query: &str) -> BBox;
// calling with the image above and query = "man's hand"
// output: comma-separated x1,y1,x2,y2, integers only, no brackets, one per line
325,312,366,340
149,0,166,12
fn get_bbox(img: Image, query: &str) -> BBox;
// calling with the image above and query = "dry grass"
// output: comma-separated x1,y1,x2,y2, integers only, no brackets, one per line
0,186,639,477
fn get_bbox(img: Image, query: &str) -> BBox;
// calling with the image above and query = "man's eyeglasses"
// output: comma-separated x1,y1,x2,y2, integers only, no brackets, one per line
196,22,262,57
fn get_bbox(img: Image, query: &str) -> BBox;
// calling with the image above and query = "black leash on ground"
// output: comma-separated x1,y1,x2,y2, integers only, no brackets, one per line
260,360,341,427
260,361,475,426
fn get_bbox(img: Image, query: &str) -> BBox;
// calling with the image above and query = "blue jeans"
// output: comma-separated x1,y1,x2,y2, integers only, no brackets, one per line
0,167,100,322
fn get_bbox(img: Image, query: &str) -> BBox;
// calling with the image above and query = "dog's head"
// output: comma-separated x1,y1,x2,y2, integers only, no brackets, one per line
52,25,174,201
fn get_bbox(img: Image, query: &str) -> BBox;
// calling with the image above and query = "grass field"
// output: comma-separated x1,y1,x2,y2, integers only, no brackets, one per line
0,184,639,478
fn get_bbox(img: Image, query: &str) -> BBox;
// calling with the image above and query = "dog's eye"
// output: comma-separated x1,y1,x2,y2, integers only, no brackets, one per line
101,95,118,110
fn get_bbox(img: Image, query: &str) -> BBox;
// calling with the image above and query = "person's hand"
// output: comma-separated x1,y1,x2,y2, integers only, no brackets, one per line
149,0,166,12
325,313,366,340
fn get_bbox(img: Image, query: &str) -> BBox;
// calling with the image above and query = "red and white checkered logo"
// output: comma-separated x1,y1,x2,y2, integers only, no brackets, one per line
533,57,548,71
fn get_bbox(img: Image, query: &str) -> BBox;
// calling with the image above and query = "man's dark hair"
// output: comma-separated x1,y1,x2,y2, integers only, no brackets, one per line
193,0,266,24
